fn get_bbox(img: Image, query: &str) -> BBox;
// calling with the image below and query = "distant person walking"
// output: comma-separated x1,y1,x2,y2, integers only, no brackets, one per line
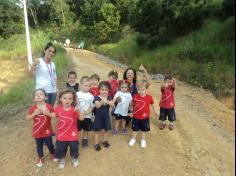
30,42,58,106
79,41,84,51
65,38,70,48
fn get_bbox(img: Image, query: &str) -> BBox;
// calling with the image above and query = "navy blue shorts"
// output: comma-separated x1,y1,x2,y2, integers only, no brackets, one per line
114,114,128,121
77,118,92,131
92,115,111,132
132,118,150,132
159,108,176,122
55,140,79,159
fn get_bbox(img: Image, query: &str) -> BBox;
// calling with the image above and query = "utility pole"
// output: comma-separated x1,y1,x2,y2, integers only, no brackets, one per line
21,0,33,70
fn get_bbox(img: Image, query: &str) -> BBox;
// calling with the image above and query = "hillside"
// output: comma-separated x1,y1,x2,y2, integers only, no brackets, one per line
94,18,235,109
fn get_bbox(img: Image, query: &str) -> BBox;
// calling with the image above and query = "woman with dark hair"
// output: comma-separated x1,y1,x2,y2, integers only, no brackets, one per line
30,42,58,106
123,64,150,126
123,64,150,96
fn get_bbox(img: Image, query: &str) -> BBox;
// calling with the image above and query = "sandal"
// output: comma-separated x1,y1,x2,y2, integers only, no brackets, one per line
102,141,110,148
169,124,174,131
159,123,166,130
94,144,101,151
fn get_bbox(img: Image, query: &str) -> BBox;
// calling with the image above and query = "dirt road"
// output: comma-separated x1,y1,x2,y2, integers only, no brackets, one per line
0,49,234,176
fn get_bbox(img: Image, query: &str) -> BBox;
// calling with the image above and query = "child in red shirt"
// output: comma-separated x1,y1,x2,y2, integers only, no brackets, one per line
107,70,120,99
128,80,158,148
90,74,100,97
26,88,56,167
54,89,84,170
159,75,176,130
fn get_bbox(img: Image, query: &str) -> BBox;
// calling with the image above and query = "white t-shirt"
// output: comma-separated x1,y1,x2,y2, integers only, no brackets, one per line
35,58,57,93
114,91,132,116
76,91,94,119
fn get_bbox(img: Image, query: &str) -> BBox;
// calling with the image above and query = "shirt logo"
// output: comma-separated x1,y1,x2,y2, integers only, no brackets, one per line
71,131,76,136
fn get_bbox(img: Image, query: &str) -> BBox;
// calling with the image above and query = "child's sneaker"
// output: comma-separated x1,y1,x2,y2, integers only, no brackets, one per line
94,144,101,151
128,138,136,147
102,141,110,148
50,154,58,162
82,139,88,148
169,124,174,131
159,123,166,130
71,158,79,167
121,128,127,134
36,157,44,167
112,129,118,135
58,159,65,170
141,139,147,148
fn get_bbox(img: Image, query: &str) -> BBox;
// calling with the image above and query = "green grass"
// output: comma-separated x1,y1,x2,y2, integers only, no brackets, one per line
0,32,68,108
95,17,235,97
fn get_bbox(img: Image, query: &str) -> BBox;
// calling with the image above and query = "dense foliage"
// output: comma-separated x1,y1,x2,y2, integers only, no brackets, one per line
0,0,234,97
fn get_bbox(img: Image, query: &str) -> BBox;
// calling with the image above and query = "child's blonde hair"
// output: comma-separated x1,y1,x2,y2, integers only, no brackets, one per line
80,76,90,84
136,79,149,89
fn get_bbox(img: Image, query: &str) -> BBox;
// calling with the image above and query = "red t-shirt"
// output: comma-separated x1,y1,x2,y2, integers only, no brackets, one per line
28,103,54,138
159,86,175,108
54,105,79,141
90,86,100,97
133,94,154,119
107,80,119,98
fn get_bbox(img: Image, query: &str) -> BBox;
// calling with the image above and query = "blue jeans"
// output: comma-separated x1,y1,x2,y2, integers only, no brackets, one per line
55,140,79,159
35,136,55,158
46,93,57,106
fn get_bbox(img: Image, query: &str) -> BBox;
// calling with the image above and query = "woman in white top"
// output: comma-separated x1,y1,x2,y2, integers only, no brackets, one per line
30,42,57,106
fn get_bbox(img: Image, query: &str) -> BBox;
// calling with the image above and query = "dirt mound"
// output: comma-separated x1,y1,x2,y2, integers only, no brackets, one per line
0,57,28,94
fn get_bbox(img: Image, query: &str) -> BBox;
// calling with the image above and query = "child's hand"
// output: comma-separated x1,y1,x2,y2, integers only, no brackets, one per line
116,96,122,103
128,113,133,117
154,111,159,119
79,113,84,121
33,109,42,116
139,64,146,72
42,108,50,116
108,100,114,107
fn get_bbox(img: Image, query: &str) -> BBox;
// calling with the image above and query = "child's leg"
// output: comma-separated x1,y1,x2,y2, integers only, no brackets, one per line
94,131,102,151
101,130,110,148
35,138,44,158
132,131,138,139
69,141,79,159
94,131,100,145
168,108,176,130
114,120,120,131
101,129,107,141
83,131,89,139
141,131,146,140
55,141,68,159
159,108,167,129
43,136,55,155
121,119,126,129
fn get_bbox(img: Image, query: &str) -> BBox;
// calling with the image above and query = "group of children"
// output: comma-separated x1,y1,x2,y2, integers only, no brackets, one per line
27,69,176,169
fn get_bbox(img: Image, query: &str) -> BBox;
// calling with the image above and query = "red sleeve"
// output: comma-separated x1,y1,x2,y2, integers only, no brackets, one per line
74,109,80,119
149,95,154,104
46,104,54,113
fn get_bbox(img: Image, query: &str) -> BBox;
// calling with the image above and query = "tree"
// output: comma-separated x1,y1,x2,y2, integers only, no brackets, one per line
130,0,212,48
80,0,120,43
27,0,41,27
94,3,120,42
0,0,24,38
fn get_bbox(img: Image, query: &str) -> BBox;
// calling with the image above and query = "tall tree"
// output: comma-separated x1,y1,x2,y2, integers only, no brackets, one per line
0,0,24,38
